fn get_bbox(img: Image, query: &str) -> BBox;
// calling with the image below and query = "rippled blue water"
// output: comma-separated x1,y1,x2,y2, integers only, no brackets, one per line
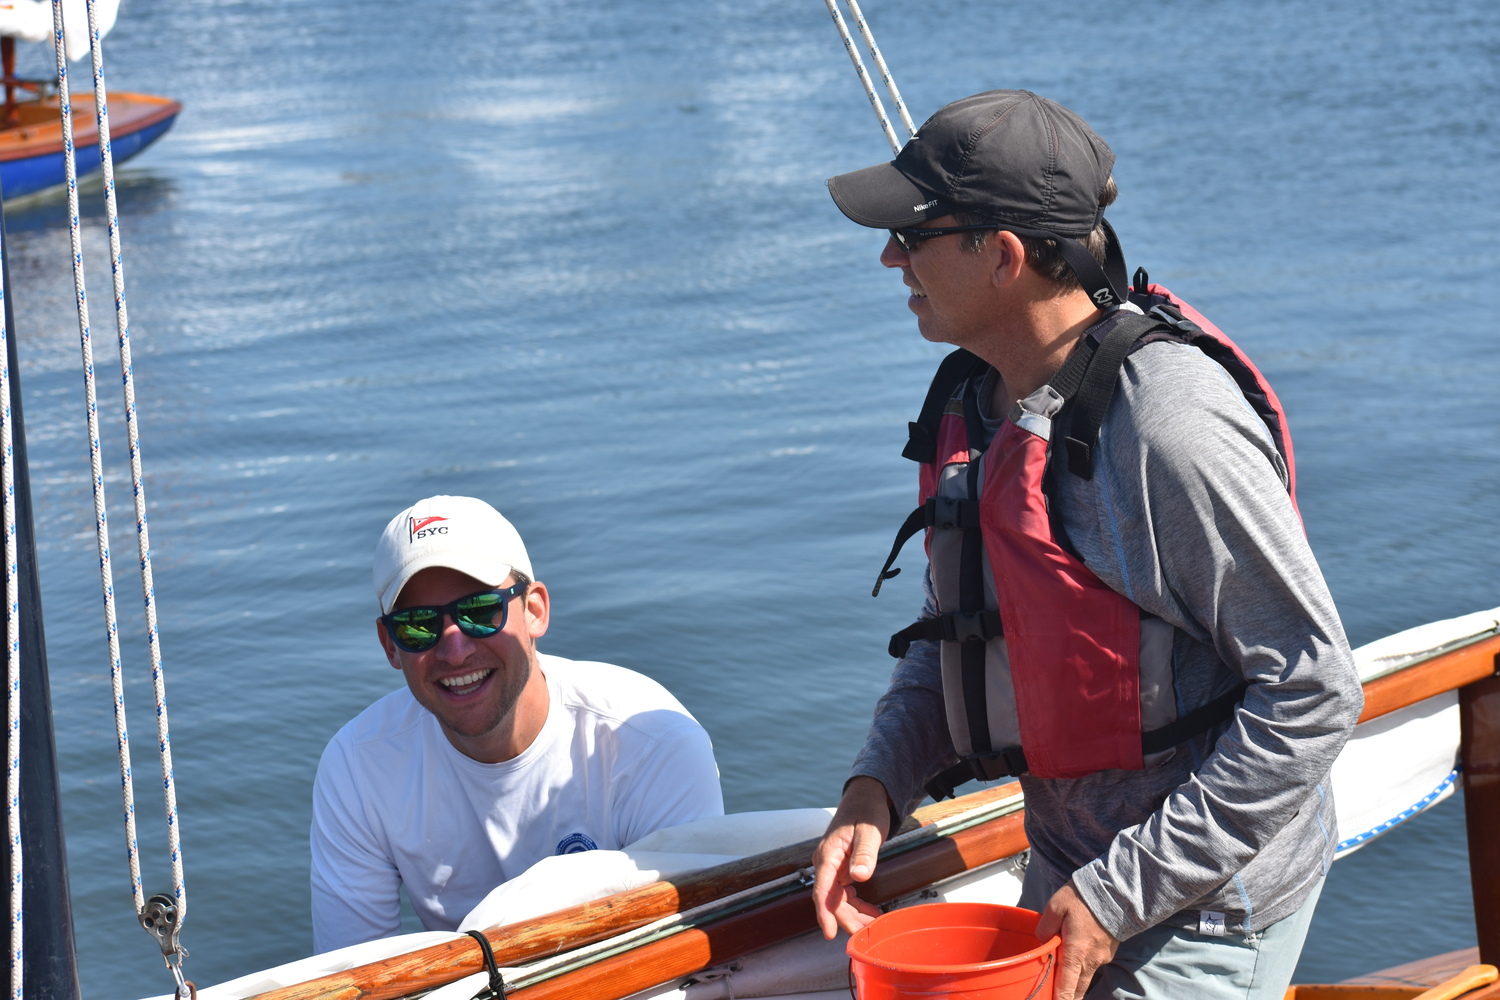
5,0,1496,995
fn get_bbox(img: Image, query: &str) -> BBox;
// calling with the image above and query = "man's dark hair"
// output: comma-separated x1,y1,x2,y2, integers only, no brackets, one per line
955,176,1118,292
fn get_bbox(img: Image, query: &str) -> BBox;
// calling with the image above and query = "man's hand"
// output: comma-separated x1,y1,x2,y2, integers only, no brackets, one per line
810,776,892,939
1035,883,1119,1000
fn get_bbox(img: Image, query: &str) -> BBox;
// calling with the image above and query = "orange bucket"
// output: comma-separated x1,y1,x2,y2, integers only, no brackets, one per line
847,903,1059,1000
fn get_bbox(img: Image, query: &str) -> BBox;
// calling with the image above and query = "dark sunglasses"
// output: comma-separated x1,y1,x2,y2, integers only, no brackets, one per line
381,582,529,653
888,224,1000,252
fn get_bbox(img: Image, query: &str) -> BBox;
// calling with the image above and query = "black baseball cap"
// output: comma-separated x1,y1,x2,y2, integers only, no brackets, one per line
827,90,1115,237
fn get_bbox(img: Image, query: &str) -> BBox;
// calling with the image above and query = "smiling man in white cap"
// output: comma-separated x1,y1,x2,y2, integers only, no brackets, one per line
309,495,724,952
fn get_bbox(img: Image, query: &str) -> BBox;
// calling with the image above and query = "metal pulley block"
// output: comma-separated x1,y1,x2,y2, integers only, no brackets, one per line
140,892,196,999
139,891,187,958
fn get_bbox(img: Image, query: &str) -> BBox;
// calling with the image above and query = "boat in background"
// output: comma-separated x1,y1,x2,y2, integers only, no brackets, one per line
0,0,179,201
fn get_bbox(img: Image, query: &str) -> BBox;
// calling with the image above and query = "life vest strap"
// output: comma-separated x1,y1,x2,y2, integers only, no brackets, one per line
920,683,1248,800
1140,682,1248,755
1060,315,1157,479
888,610,1003,659
924,748,1029,801
902,348,988,464
872,497,983,597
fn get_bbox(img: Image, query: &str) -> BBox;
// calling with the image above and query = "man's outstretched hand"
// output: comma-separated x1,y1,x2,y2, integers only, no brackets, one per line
1035,883,1119,1000
810,776,892,939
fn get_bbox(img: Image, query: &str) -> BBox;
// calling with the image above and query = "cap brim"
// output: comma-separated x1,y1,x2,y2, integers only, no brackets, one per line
381,554,516,614
827,162,948,228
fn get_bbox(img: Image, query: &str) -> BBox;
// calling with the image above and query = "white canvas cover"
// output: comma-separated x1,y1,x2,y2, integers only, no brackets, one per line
0,0,119,64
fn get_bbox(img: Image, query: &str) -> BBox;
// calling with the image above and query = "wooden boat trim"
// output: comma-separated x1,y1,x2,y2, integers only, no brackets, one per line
248,787,1022,1000
0,92,182,163
1359,631,1500,724
507,810,1028,1000
247,631,1500,1000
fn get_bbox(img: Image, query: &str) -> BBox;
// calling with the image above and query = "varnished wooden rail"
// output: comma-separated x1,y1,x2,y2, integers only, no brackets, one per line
247,786,1020,1000
250,629,1500,1000
1359,633,1500,724
508,811,1029,1000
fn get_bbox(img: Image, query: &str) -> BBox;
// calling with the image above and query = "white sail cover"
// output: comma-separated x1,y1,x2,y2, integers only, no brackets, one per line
0,0,120,63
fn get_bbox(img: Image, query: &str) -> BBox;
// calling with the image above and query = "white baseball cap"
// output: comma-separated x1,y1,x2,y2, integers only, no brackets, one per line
373,495,534,614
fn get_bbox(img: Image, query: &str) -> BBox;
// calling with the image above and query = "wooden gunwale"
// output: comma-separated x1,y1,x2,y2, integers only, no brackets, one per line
247,627,1500,1000
248,787,1021,1000
1359,631,1500,724
0,92,181,163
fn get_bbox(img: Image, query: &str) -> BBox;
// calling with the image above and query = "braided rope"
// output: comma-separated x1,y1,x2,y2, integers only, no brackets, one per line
48,0,148,921
3,199,21,1000
840,0,915,138
52,0,189,970
821,0,901,154
82,0,184,926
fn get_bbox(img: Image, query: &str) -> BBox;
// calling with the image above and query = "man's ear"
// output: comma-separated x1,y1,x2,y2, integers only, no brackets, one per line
523,582,550,640
376,618,403,670
989,230,1027,289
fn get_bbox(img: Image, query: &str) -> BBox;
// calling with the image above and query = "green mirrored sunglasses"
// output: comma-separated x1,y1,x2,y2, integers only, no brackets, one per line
380,582,528,653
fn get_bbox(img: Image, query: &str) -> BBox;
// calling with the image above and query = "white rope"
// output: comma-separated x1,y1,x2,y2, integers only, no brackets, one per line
821,0,902,154
51,0,187,970
83,0,184,928
840,0,915,138
3,196,22,1000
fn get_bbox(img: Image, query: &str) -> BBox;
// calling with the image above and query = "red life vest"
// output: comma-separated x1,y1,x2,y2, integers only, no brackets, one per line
876,278,1297,794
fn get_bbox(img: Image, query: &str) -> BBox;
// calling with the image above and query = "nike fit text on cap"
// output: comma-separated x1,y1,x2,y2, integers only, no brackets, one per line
827,89,1115,237
373,495,534,614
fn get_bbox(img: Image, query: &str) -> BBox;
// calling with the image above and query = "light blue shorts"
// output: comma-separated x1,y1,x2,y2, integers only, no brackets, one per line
1084,877,1325,1000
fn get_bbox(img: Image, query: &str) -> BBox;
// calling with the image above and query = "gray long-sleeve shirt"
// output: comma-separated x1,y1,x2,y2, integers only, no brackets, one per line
852,332,1364,940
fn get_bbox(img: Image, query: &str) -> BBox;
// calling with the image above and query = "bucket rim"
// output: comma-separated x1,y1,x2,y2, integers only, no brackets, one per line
847,903,1061,976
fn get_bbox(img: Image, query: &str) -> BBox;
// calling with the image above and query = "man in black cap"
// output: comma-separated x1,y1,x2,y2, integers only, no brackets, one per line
810,90,1362,999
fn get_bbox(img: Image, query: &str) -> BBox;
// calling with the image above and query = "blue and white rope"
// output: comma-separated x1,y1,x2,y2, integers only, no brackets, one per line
49,0,145,918
822,0,902,155
51,0,186,960
839,0,915,140
3,185,22,1000
83,0,184,929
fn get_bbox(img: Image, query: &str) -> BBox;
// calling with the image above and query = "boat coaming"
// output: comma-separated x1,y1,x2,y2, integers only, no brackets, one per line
151,611,1500,1000
0,90,179,200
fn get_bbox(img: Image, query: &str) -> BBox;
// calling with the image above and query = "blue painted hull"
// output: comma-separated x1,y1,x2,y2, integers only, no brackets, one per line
0,112,177,201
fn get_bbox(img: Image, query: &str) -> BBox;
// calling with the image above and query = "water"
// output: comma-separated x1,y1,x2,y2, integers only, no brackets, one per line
4,0,1495,995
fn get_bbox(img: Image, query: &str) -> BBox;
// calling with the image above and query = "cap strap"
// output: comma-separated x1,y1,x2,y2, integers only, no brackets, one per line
1001,224,1127,311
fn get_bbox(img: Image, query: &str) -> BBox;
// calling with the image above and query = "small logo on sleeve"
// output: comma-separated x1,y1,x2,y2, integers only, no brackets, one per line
408,516,449,541
1197,910,1227,937
556,832,599,855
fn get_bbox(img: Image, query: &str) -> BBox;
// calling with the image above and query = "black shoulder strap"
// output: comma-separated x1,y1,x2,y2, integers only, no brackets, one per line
902,348,989,464
1058,313,1162,480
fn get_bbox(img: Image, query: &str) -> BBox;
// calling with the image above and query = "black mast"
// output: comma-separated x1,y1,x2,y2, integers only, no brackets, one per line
0,185,84,999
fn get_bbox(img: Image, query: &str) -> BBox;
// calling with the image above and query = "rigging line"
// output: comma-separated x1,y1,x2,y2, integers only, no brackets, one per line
48,0,147,922
841,0,915,138
821,0,901,155
3,203,21,1000
81,0,185,927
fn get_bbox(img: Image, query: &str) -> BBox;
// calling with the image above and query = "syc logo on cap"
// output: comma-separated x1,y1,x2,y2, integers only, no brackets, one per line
408,515,449,542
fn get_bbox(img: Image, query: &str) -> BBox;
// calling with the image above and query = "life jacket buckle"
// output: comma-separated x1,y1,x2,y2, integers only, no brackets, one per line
939,610,1003,644
1148,302,1199,334
923,495,981,530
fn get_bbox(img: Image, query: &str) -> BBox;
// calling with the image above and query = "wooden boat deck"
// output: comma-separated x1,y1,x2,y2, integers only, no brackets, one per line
0,91,180,163
1287,950,1500,998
